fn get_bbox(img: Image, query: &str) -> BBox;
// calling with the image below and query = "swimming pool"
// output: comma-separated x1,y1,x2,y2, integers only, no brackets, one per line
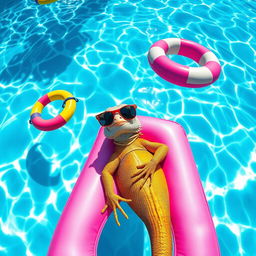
0,0,255,255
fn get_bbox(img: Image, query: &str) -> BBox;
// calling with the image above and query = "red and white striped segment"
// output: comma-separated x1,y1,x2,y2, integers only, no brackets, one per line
148,38,221,88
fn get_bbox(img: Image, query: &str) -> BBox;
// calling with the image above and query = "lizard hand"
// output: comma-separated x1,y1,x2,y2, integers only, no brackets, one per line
131,159,158,189
101,193,132,226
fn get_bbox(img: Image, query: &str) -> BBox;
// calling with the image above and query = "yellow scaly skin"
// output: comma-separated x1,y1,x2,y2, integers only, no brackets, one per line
101,138,172,256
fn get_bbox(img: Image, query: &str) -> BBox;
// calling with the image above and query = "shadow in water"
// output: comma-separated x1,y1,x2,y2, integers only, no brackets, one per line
0,0,109,84
26,143,60,186
89,138,114,174
0,0,19,12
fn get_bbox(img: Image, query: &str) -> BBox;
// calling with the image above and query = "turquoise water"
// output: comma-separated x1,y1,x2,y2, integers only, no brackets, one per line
0,0,255,255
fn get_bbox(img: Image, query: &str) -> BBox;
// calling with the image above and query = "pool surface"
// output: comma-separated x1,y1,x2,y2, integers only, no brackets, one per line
0,0,255,255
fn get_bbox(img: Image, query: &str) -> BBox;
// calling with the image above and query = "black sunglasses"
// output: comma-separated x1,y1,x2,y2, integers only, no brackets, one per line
96,104,137,127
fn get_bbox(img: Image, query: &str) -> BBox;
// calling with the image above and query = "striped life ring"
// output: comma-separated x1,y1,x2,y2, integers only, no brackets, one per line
148,38,221,88
30,90,78,131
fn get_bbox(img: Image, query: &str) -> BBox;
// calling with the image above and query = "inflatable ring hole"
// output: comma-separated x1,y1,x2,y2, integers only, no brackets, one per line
98,203,146,255
41,100,63,120
171,55,201,67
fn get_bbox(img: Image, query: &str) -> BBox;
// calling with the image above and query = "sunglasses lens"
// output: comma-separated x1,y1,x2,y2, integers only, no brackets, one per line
120,105,136,120
98,112,114,126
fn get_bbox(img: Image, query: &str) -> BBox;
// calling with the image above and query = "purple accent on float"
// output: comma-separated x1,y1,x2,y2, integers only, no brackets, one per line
38,94,51,106
31,115,66,131
178,39,210,63
29,113,41,124
150,40,169,53
150,55,189,86
30,112,41,120
205,61,221,82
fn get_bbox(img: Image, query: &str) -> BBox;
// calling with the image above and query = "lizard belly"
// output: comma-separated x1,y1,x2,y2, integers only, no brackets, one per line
115,150,172,256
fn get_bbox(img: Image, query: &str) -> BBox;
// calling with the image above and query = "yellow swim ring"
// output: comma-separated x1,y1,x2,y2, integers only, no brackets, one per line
30,90,78,131
36,0,59,5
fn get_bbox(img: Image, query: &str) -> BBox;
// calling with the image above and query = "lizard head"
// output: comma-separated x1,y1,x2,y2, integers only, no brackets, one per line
96,104,141,140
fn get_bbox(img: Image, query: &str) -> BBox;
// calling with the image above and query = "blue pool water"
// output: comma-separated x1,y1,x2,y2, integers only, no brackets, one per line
0,0,255,255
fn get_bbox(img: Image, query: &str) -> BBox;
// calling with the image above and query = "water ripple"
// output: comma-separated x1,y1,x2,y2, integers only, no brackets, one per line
0,0,255,255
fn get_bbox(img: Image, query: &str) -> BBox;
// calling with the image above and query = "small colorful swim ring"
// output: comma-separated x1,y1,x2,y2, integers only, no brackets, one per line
36,0,59,5
30,90,78,131
148,38,221,88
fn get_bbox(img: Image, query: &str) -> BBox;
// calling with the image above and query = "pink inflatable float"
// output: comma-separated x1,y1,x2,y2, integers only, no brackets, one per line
148,38,221,88
48,116,220,256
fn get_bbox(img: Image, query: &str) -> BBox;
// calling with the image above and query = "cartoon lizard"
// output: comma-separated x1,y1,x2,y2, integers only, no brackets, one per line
96,104,172,256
